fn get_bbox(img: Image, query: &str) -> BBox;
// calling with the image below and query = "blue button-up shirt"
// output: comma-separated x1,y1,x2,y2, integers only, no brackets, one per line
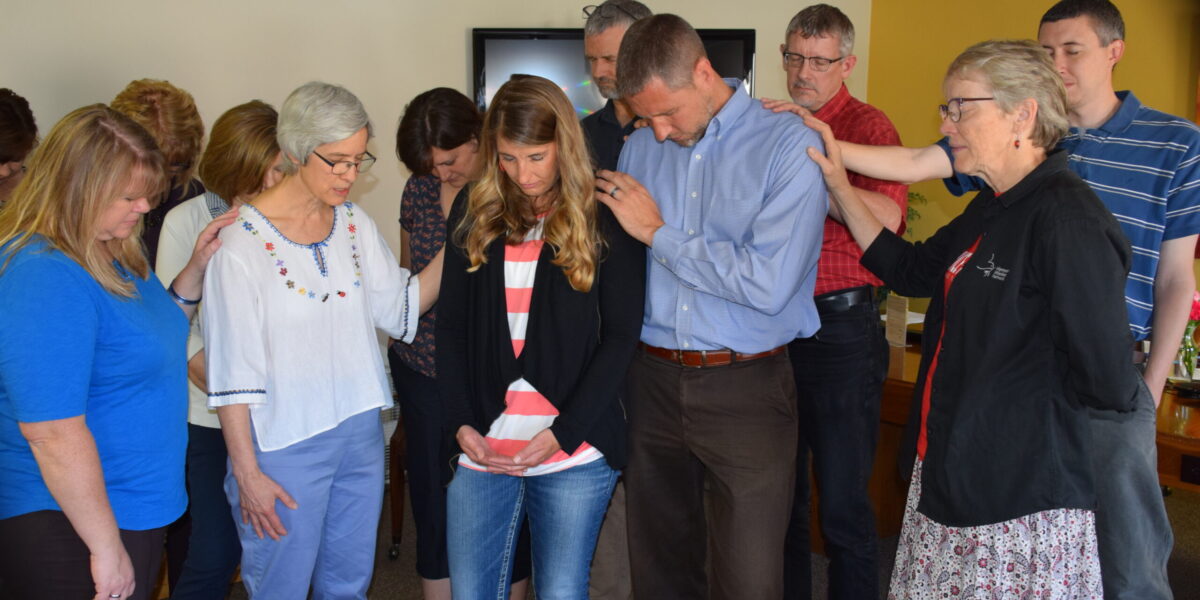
618,80,828,353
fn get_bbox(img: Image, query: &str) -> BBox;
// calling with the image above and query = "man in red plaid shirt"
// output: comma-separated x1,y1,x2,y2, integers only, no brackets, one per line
774,5,907,600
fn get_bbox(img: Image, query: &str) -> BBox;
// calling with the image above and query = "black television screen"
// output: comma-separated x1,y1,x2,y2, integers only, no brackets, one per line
472,28,756,117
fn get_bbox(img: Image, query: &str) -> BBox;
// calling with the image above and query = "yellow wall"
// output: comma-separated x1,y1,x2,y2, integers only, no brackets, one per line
867,0,1200,242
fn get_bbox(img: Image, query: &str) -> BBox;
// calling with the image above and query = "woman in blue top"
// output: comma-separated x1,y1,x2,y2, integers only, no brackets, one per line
0,105,233,600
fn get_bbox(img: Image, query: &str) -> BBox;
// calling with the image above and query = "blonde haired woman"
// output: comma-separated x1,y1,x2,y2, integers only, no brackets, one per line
438,74,645,598
0,104,232,600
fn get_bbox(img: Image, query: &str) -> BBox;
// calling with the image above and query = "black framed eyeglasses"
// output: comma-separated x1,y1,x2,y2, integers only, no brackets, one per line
781,51,844,72
312,150,376,175
938,97,995,122
583,3,637,21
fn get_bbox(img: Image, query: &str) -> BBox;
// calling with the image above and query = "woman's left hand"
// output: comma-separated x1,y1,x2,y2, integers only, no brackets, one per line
169,208,238,309
800,113,855,199
186,207,238,272
511,429,562,471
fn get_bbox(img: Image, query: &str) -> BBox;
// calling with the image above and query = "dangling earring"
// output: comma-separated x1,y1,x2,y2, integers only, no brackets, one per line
1014,138,1021,149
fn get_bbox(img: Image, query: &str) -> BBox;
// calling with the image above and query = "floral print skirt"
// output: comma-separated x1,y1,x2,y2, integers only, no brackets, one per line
887,458,1104,599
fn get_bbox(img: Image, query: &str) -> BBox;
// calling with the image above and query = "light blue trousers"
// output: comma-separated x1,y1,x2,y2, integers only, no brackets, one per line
226,409,384,599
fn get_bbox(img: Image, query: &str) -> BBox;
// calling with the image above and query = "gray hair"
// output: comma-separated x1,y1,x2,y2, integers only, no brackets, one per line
584,0,652,37
945,39,1069,150
277,81,373,175
785,4,855,57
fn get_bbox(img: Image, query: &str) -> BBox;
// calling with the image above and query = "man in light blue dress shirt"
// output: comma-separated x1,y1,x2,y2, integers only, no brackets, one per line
596,14,828,599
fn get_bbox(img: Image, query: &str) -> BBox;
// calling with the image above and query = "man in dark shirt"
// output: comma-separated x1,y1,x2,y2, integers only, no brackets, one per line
580,4,651,597
581,0,652,172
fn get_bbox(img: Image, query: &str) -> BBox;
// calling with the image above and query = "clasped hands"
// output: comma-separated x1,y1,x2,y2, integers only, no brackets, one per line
456,425,561,475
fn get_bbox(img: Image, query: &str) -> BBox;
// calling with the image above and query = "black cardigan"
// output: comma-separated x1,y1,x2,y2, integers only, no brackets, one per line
436,195,646,469
861,150,1141,527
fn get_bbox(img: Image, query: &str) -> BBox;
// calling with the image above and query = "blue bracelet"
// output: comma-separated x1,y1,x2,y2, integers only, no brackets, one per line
167,283,201,305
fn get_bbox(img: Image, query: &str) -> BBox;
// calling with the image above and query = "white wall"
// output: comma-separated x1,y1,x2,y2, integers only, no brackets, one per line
2,0,871,254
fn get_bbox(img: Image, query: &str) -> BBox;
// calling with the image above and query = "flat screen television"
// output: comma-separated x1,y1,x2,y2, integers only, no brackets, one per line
472,28,756,118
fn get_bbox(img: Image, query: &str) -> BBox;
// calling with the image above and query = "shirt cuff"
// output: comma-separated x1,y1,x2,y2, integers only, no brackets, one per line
935,137,978,197
207,388,267,408
648,226,687,271
398,275,421,345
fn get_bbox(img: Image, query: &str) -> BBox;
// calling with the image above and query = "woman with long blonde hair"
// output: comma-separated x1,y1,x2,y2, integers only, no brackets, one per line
0,104,232,600
437,74,646,598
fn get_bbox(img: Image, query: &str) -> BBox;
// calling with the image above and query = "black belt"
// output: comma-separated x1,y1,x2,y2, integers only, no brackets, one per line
814,286,874,316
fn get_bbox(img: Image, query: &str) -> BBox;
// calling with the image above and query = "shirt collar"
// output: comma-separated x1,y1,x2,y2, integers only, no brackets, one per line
596,99,620,126
812,84,852,120
1094,90,1140,135
705,78,752,140
992,149,1071,209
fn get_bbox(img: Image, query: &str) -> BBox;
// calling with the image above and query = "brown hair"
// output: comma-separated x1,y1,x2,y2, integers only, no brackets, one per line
616,14,707,98
111,79,204,183
198,100,279,202
395,88,482,175
0,89,37,163
0,105,167,296
455,75,602,292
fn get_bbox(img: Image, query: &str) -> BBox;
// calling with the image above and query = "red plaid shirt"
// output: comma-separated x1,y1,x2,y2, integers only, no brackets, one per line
812,85,907,295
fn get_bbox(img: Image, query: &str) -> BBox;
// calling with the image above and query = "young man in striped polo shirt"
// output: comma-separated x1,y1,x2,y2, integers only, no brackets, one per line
813,1,1198,597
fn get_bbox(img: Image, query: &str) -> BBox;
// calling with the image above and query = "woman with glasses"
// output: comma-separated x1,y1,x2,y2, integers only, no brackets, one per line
201,81,443,598
799,40,1140,597
438,75,645,599
155,99,284,600
0,88,37,207
111,79,206,260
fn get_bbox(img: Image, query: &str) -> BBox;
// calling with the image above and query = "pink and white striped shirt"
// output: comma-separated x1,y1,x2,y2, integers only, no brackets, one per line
459,218,602,476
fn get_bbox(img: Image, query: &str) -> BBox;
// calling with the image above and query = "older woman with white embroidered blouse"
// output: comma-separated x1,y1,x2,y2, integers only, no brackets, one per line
201,81,442,598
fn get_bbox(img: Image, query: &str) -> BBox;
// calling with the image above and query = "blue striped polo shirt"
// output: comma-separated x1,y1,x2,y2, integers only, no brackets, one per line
939,91,1200,340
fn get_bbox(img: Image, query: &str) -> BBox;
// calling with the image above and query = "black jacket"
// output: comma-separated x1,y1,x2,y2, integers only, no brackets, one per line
862,150,1142,526
436,196,646,469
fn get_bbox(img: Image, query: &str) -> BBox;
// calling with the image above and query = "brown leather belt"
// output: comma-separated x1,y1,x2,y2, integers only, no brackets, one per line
639,342,787,368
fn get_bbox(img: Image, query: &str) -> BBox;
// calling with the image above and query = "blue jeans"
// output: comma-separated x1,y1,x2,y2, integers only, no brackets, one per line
447,459,618,600
173,424,241,599
784,300,886,600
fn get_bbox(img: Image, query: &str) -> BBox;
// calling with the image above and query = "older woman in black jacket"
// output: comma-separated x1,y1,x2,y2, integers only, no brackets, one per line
804,40,1141,598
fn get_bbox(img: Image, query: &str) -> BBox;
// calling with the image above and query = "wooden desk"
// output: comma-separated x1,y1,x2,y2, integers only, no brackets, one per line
1156,388,1200,493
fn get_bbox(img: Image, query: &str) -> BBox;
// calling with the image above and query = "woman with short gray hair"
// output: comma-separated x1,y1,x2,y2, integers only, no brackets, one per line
802,40,1137,597
201,81,443,597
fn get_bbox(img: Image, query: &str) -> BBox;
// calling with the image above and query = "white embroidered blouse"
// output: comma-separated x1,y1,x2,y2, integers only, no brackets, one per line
202,202,419,451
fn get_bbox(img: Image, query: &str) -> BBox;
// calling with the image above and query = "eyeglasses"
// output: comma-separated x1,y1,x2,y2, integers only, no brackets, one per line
583,3,637,21
312,150,376,175
781,51,844,72
938,97,995,122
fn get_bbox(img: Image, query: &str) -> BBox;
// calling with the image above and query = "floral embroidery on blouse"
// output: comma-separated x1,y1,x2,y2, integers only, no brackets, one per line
236,204,362,301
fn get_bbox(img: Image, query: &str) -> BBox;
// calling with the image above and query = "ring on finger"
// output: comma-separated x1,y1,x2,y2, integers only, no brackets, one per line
611,186,621,197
